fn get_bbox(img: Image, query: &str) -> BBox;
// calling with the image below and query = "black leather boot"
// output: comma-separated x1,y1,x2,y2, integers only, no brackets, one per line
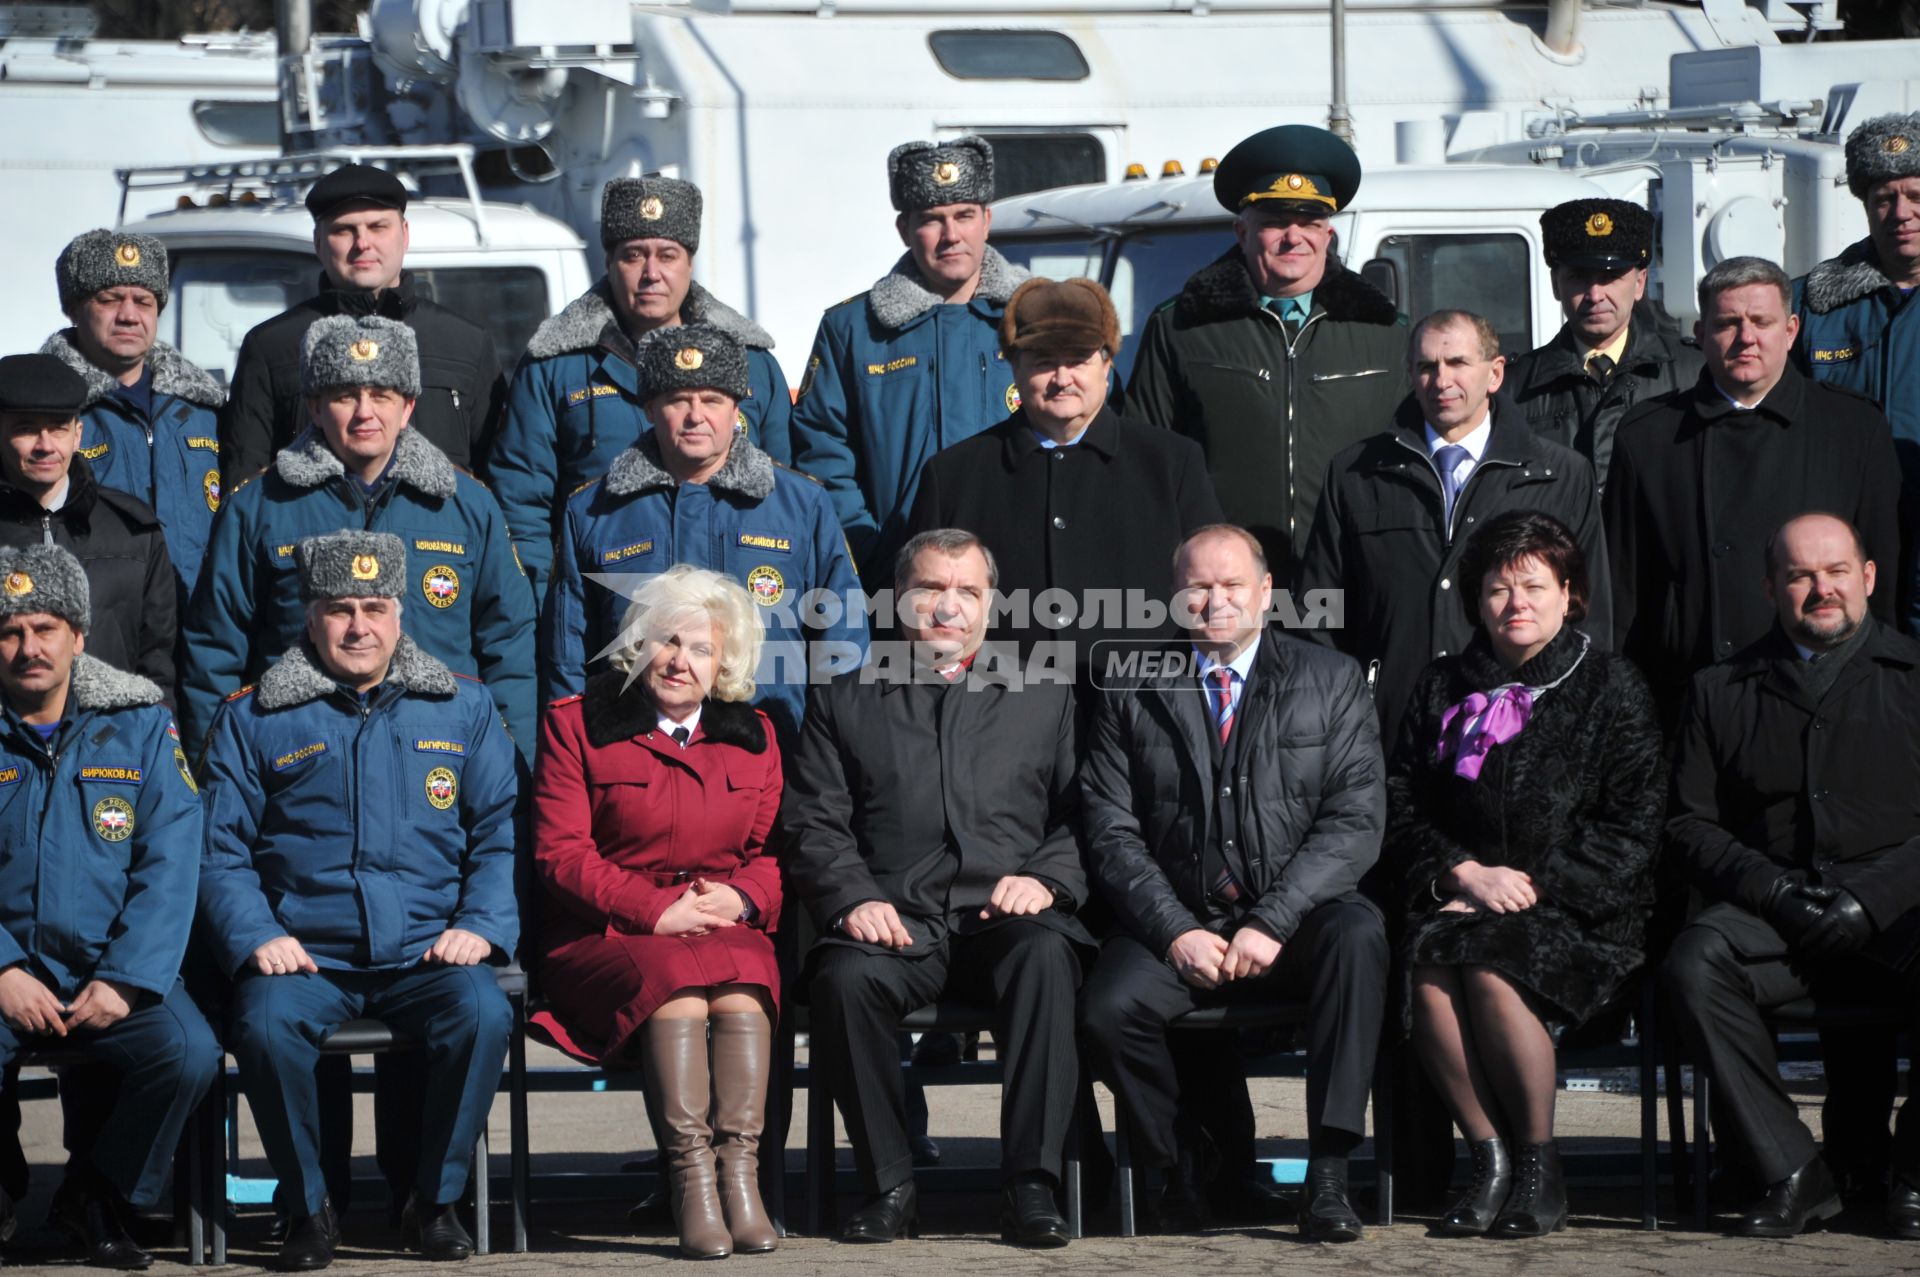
1492,1140,1568,1237
1439,1138,1511,1236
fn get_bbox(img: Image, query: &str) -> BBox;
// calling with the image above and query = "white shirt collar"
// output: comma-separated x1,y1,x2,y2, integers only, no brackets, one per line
1424,410,1493,462
1195,635,1261,683
40,476,70,512
1713,380,1764,412
657,705,702,740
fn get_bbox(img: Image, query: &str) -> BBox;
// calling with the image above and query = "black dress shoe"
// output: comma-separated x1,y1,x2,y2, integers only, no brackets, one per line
1888,1179,1920,1240
1737,1156,1843,1238
839,1180,917,1243
909,1134,943,1166
402,1194,475,1261
1001,1178,1070,1248
1298,1157,1364,1243
1440,1138,1512,1236
1152,1159,1213,1233
278,1200,339,1273
49,1179,153,1271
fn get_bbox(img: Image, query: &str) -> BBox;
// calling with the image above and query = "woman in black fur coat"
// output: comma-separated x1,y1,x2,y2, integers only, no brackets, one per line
1386,509,1665,1239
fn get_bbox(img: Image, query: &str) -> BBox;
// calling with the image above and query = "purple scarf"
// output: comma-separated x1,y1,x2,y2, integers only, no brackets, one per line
1434,632,1591,780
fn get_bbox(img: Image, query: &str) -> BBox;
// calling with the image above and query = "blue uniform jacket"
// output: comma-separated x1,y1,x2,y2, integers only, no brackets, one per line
787,247,1028,575
541,435,866,744
180,427,538,762
1794,238,1920,627
44,331,226,600
197,637,520,976
488,279,790,597
0,656,203,999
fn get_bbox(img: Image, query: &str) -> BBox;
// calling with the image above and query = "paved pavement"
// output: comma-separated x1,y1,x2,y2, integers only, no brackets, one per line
3,1044,1916,1275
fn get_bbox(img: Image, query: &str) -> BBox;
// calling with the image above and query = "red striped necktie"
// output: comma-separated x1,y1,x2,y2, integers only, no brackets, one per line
1210,667,1234,745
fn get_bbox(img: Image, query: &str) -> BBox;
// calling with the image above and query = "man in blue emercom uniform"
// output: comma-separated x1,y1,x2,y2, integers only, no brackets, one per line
542,323,863,741
491,176,792,596
0,543,215,1270
41,229,226,601
788,135,1029,576
199,531,518,1270
181,314,535,762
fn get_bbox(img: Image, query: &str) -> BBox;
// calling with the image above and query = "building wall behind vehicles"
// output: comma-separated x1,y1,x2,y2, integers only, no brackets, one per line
277,0,1793,382
0,32,278,354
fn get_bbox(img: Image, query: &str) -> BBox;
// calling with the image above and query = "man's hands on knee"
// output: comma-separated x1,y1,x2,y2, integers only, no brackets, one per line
0,967,67,1036
841,900,913,949
1220,922,1282,981
423,928,492,967
1167,929,1230,989
980,875,1055,921
64,979,136,1031
1794,885,1876,957
251,936,319,977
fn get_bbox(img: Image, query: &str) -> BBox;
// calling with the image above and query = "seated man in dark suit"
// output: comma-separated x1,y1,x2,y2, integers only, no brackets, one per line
785,528,1092,1248
1079,523,1390,1241
1666,512,1920,1239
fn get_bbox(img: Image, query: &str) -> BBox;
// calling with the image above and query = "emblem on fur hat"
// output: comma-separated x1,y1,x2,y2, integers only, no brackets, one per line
675,347,704,371
298,530,407,602
301,315,421,398
55,229,170,315
0,544,91,632
1541,198,1652,269
888,137,994,211
1845,113,1920,198
1585,212,1614,237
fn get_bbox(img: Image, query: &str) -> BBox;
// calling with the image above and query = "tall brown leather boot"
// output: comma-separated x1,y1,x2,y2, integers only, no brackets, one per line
641,1017,731,1259
710,1012,778,1253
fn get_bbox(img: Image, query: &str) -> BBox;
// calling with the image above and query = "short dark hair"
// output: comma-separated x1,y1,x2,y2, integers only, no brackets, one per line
1409,309,1502,363
1764,511,1868,576
1697,255,1791,317
1455,509,1589,628
894,528,999,593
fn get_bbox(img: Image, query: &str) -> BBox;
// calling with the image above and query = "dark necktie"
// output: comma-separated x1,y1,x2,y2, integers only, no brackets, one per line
1435,443,1471,525
670,726,690,748
1587,353,1615,383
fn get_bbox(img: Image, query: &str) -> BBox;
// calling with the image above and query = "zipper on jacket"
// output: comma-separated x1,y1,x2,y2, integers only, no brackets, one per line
38,513,51,549
1387,432,1522,544
1257,308,1325,554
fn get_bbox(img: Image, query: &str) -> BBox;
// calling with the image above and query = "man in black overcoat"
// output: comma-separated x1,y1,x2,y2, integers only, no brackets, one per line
1665,512,1920,1239
1079,524,1389,1241
1604,255,1902,732
785,528,1092,1248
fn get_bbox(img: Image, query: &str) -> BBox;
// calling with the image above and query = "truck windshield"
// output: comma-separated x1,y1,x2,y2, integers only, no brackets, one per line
161,250,551,384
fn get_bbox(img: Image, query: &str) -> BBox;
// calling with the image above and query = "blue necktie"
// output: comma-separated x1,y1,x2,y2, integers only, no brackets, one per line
1435,443,1471,524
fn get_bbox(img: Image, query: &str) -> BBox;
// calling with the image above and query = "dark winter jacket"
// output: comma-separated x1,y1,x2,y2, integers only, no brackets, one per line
1125,249,1407,580
1603,365,1901,729
219,272,506,484
489,279,792,595
1386,627,1666,1024
1670,620,1920,972
0,458,176,694
783,653,1092,957
906,407,1223,669
1504,301,1703,490
44,329,226,598
1082,629,1384,956
1298,393,1610,750
788,247,1029,578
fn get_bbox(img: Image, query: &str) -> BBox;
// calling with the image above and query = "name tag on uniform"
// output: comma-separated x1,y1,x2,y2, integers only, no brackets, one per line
273,742,327,771
186,436,220,451
0,768,19,786
415,539,467,555
601,540,655,564
738,533,792,554
275,544,297,560
79,766,142,785
1810,347,1857,363
415,739,467,756
565,384,623,407
865,356,917,376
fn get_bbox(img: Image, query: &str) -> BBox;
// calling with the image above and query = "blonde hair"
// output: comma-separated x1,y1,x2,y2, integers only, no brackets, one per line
607,565,762,703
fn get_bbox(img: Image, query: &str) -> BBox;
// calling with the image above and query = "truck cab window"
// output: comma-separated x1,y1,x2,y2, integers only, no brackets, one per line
1366,233,1532,354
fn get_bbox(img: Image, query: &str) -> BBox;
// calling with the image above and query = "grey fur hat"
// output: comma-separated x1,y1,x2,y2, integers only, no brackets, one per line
56,229,169,315
888,136,994,212
638,322,750,402
0,543,89,632
602,177,701,253
300,315,421,398
1846,112,1920,199
296,530,407,602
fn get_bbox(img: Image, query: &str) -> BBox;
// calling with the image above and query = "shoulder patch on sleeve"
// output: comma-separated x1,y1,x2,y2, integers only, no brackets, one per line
771,461,824,486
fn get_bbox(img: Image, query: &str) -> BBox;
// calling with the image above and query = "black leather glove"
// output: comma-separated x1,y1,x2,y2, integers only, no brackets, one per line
1762,874,1825,942
1795,885,1876,958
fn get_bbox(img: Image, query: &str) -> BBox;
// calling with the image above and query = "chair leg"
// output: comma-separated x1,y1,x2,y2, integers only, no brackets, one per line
764,1009,796,1239
1373,1052,1394,1227
1115,1101,1137,1238
1063,1078,1082,1240
805,1058,834,1236
1639,989,1660,1231
509,997,530,1254
209,1064,229,1267
1664,1032,1691,1221
1692,1071,1712,1231
184,1090,204,1266
473,1127,490,1256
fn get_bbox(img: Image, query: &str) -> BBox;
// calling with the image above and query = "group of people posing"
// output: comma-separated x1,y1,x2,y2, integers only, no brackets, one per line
1,101,1919,1273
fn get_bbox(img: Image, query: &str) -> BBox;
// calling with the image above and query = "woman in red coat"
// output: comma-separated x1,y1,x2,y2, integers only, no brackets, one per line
531,565,783,1258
